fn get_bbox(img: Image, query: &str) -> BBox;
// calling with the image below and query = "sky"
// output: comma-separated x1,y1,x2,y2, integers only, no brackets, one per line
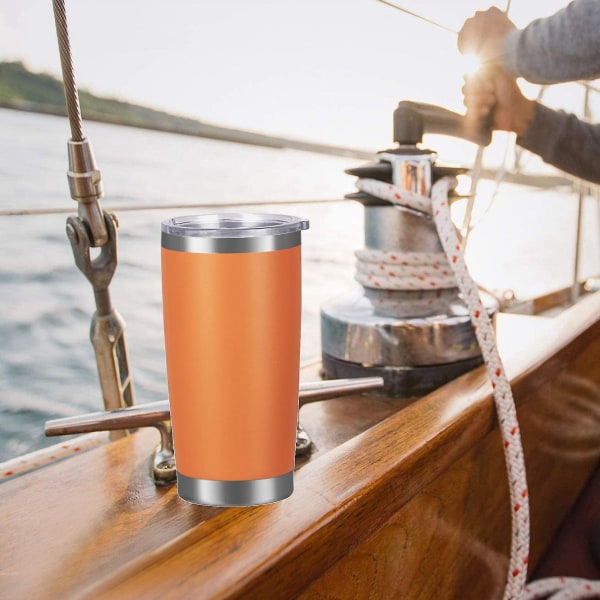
0,0,582,151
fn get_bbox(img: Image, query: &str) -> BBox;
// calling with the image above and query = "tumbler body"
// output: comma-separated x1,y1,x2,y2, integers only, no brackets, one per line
161,213,308,506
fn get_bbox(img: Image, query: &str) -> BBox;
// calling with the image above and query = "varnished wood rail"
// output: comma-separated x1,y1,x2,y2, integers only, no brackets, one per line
1,293,600,600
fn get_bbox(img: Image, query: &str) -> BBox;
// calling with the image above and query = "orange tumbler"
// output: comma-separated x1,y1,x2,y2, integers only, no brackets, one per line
161,213,309,506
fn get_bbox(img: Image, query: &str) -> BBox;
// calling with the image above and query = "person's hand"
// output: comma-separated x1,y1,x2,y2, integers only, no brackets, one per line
463,66,536,137
458,6,516,63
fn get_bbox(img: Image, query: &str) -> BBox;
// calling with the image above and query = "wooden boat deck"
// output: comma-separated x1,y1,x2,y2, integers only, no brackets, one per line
2,292,600,599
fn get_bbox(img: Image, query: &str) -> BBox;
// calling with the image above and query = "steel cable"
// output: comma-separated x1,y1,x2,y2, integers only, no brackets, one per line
52,0,84,142
0,198,345,217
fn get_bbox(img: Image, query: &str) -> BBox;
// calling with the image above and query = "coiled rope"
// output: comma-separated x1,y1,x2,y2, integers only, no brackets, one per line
356,176,600,600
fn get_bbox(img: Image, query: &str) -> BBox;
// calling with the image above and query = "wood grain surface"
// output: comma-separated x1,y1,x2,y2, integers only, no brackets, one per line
1,292,600,600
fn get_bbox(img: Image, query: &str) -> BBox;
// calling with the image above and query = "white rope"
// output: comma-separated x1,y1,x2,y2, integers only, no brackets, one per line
357,175,600,600
0,432,108,481
355,178,457,291
355,248,456,290
356,178,433,215
524,578,600,599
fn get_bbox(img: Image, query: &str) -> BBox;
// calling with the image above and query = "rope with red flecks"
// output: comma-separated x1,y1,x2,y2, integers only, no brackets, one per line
0,431,107,481
356,176,600,600
354,178,456,291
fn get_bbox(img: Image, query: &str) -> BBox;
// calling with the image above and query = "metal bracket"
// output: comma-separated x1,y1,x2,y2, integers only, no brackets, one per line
45,377,383,485
66,211,135,420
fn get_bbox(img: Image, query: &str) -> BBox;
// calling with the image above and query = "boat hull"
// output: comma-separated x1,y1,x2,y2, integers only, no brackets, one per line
2,293,600,599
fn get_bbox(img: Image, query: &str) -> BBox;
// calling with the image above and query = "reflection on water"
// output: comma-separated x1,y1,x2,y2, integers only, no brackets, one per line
1,107,599,461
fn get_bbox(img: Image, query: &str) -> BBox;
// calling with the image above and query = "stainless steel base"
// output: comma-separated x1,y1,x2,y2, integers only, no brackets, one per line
176,471,294,506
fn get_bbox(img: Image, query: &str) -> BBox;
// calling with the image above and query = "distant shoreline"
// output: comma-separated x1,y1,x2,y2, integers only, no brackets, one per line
0,62,572,189
0,61,375,160
0,101,374,161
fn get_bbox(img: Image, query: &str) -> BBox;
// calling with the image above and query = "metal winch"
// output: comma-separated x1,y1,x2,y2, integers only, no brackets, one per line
321,101,498,396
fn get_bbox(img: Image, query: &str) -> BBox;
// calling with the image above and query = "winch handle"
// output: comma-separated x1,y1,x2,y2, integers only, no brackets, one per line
393,100,492,147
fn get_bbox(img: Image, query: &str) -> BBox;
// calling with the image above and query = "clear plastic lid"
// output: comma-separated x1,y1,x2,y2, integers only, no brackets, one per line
161,213,309,238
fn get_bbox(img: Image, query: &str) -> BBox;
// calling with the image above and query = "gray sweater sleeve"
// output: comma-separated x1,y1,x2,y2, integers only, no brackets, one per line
502,0,600,83
518,103,600,184
501,0,600,182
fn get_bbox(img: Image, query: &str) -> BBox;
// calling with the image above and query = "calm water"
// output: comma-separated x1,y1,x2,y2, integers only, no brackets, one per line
1,107,599,461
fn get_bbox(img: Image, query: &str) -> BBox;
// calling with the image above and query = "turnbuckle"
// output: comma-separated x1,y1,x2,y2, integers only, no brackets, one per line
66,211,135,421
45,377,384,485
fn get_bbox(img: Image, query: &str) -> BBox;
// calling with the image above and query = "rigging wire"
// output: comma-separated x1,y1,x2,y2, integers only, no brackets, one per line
460,131,512,240
0,198,346,218
52,0,84,142
375,0,458,33
376,0,513,34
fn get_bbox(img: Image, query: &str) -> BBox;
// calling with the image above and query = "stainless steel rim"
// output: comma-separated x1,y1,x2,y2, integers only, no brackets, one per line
161,230,301,253
176,471,294,506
